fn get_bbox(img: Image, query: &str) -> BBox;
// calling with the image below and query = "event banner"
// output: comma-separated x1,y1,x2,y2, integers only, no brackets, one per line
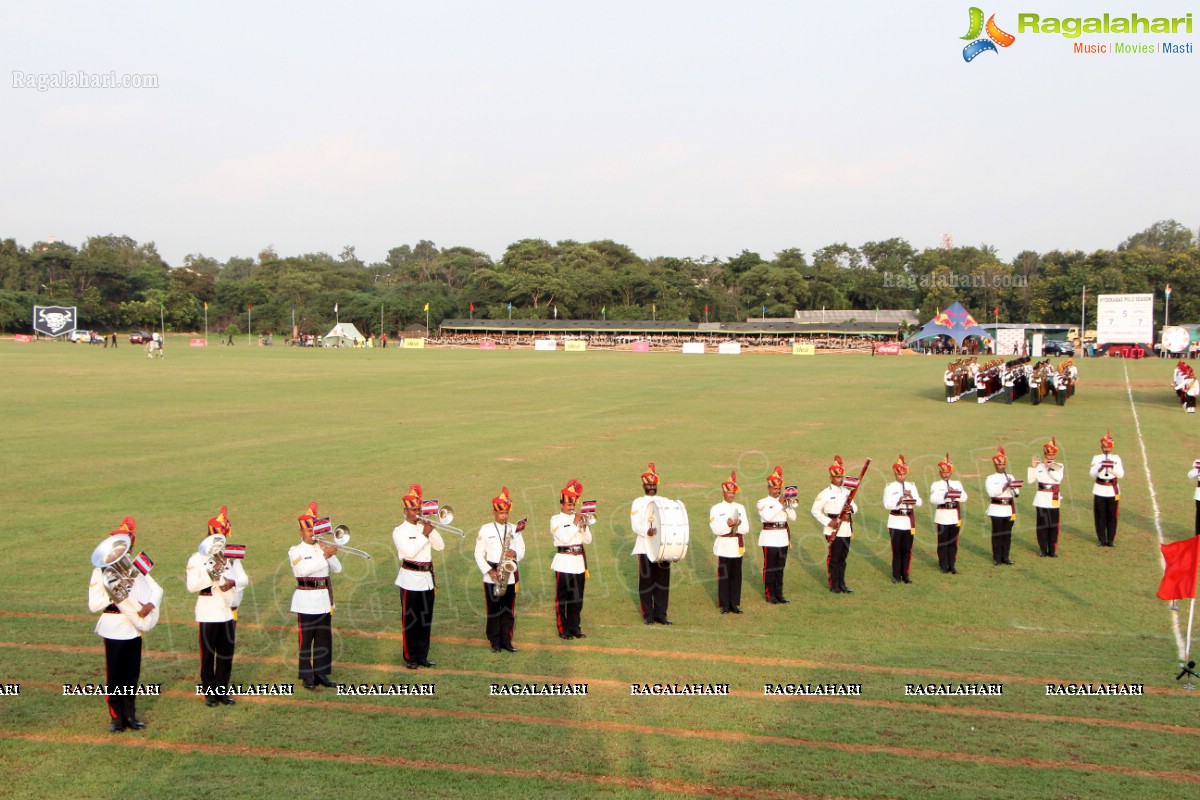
564,340,586,352
534,339,557,351
717,342,741,355
403,338,426,349
875,343,901,356
479,339,496,350
631,341,650,352
791,343,815,356
682,343,705,354
32,305,77,337
1096,294,1152,345
189,339,208,347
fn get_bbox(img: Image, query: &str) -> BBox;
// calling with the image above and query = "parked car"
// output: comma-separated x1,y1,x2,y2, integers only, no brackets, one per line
68,330,104,344
129,331,153,344
1042,340,1075,356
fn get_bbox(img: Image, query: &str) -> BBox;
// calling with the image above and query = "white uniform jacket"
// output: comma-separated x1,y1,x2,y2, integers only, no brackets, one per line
709,500,749,557
755,496,796,548
811,485,856,539
1189,461,1200,501
475,522,526,586
89,568,164,640
929,480,967,526
550,512,591,574
985,472,1020,518
289,542,342,614
630,495,656,556
393,520,444,591
1089,454,1125,498
186,552,249,622
1033,462,1065,509
882,481,922,531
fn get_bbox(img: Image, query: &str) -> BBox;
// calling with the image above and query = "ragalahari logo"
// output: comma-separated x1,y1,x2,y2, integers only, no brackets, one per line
962,7,1016,61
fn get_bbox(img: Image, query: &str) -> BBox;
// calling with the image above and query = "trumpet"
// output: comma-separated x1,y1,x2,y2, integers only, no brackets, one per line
577,499,597,527
314,524,373,560
782,485,799,510
418,502,465,537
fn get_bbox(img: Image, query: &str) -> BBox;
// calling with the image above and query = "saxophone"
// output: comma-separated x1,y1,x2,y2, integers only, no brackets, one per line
492,523,517,600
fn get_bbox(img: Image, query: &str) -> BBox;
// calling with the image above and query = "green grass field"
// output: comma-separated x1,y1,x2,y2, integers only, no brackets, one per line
2,339,1197,800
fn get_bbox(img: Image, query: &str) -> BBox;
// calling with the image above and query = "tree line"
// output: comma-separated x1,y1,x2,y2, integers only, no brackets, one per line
0,220,1197,336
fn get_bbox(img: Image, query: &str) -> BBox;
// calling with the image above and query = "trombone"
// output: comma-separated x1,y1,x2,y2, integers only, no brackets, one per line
418,502,465,537
314,524,373,560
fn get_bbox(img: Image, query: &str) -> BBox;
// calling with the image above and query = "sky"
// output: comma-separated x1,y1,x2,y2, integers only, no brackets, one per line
1,1,1196,266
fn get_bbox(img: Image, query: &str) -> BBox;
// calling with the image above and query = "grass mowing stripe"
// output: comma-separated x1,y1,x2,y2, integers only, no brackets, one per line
1123,360,1186,659
0,731,849,800
6,690,1200,786
5,630,1195,697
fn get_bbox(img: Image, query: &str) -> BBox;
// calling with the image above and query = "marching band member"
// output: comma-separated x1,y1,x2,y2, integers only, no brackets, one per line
475,487,525,652
551,479,591,639
631,462,671,624
289,501,341,689
882,455,921,584
1033,439,1065,557
812,456,857,594
756,466,795,604
710,471,748,614
985,448,1019,566
929,454,968,574
88,516,162,732
187,505,248,705
393,484,443,668
1089,432,1125,547
1189,458,1200,536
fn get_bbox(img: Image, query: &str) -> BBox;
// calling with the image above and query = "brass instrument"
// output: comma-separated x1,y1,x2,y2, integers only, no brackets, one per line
492,521,519,600
314,524,373,560
419,502,465,537
782,486,799,510
578,500,597,527
91,534,138,603
198,533,228,582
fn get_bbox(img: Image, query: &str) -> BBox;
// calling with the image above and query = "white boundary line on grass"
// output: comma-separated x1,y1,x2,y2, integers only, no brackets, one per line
1123,360,1186,659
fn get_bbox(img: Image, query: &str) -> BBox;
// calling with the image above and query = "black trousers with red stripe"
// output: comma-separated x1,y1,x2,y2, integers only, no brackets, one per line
296,613,333,681
198,620,236,693
889,529,913,580
554,572,585,636
827,538,850,590
1035,507,1060,555
483,582,516,647
401,588,435,664
1093,495,1119,546
761,546,787,601
936,522,960,571
637,554,670,622
717,556,743,611
990,515,1014,562
104,636,142,724
1195,500,1200,537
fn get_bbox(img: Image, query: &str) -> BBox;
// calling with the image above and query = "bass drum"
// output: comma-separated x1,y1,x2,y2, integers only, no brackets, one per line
645,498,689,563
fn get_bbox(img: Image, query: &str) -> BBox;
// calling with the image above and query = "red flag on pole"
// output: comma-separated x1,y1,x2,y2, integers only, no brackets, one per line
248,303,252,312
1157,537,1200,600
705,304,709,314
470,302,475,312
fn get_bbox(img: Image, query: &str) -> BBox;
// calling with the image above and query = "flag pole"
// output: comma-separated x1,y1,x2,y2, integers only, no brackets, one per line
204,303,208,345
247,305,252,347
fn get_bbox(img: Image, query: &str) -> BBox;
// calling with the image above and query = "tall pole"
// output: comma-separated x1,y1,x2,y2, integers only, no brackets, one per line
1166,287,1171,328
204,303,208,345
1080,286,1086,351
381,303,384,338
247,305,252,347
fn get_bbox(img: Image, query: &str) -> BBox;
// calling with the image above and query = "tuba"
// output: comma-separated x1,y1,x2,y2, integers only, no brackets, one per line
198,533,228,582
91,534,138,603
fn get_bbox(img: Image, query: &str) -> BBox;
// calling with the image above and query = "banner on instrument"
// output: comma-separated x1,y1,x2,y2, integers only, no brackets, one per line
32,305,77,337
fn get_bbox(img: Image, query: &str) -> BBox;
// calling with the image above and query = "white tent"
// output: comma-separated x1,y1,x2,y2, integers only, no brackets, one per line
322,322,366,347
